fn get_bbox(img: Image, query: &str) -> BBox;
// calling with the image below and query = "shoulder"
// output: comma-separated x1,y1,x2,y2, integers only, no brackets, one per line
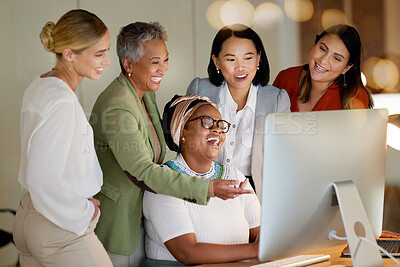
273,65,304,87
93,75,140,114
22,77,75,115
186,77,221,103
352,87,370,109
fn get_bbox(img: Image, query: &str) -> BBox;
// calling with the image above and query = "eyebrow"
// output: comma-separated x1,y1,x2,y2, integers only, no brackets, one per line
223,52,256,57
320,42,346,60
149,53,169,61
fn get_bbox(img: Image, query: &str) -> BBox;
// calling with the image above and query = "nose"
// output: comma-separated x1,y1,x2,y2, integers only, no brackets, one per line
319,53,329,64
103,52,111,66
211,122,223,133
235,59,245,71
158,61,168,75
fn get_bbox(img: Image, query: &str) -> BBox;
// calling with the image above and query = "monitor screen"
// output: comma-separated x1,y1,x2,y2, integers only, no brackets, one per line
258,108,388,262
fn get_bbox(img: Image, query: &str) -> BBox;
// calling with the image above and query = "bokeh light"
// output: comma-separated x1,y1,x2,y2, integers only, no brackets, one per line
363,57,399,91
284,0,314,22
220,0,255,27
255,2,283,29
321,9,348,29
206,1,226,30
373,59,399,90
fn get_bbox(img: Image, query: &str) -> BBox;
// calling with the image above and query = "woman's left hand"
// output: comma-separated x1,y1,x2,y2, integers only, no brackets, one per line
379,230,400,238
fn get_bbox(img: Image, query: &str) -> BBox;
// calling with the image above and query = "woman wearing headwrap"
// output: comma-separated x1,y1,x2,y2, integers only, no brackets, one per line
142,95,261,266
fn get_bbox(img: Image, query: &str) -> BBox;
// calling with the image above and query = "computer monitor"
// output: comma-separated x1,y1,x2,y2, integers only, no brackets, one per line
258,109,388,264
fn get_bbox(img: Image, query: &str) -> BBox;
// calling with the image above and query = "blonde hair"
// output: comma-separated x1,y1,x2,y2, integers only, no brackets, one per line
40,9,107,58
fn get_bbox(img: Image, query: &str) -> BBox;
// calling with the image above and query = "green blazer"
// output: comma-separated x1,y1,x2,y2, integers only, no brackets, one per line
91,73,210,255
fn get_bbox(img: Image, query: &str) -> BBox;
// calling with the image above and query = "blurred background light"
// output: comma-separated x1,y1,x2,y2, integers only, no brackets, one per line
321,8,348,29
373,59,399,90
206,1,226,30
220,0,255,27
284,0,314,22
255,2,283,29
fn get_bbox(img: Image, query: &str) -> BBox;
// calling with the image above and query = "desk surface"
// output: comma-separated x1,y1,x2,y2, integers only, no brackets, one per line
197,244,399,266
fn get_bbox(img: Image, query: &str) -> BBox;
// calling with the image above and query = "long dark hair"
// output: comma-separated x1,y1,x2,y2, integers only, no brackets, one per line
207,24,270,87
299,24,373,109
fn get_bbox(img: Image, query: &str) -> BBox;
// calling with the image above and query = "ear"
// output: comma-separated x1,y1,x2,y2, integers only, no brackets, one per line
212,55,220,69
62,48,74,63
121,57,132,73
342,64,353,75
257,52,261,66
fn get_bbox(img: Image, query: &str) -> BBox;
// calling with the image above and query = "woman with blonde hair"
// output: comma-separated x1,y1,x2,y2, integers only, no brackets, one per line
13,9,112,266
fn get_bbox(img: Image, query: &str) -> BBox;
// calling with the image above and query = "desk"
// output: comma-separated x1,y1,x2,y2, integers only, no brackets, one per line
197,244,399,266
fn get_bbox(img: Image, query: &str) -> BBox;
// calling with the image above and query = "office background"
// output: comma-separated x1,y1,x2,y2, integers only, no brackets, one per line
0,0,399,266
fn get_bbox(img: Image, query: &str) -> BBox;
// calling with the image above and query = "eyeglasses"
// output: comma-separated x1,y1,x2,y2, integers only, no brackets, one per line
185,115,231,133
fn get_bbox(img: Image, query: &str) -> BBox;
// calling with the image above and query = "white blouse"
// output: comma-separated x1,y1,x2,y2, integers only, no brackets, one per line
216,81,258,176
143,154,260,261
18,77,102,235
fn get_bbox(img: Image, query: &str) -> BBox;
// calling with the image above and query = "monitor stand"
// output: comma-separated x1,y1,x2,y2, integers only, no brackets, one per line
331,180,383,267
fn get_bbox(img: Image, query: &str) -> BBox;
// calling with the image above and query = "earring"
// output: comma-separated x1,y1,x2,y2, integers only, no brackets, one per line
216,68,220,74
257,64,259,70
128,73,132,77
343,73,347,88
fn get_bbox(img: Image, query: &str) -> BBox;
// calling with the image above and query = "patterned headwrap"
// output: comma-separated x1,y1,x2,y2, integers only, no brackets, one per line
162,95,217,152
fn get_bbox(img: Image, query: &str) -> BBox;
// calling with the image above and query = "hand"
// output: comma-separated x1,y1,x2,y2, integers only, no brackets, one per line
379,229,400,238
89,198,100,222
212,179,253,200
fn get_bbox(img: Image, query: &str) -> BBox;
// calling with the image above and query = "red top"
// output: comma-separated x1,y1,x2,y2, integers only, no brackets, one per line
273,65,369,112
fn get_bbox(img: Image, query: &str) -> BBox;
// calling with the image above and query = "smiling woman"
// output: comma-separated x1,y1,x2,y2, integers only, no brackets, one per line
141,94,260,266
273,24,374,112
186,24,290,199
13,9,112,267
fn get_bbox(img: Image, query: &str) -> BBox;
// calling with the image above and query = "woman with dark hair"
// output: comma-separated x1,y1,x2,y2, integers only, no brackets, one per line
142,95,260,266
187,24,290,197
273,24,373,112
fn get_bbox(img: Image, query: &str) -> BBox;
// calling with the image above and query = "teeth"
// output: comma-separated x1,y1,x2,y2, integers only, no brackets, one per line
95,68,104,71
237,74,247,78
315,64,328,72
151,77,162,82
206,137,220,146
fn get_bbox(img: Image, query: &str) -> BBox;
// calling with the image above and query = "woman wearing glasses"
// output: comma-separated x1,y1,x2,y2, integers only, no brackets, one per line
142,95,261,266
186,24,290,196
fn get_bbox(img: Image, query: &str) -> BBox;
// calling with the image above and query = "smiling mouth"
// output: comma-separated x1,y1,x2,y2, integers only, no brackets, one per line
315,63,328,72
236,74,248,80
95,67,104,74
206,137,220,148
151,77,162,83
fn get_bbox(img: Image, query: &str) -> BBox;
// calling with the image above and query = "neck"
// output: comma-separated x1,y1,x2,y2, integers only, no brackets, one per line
51,61,82,92
181,151,212,173
228,86,250,111
126,73,144,101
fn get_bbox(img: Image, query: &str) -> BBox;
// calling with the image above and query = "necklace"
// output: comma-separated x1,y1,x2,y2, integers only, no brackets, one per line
163,154,229,180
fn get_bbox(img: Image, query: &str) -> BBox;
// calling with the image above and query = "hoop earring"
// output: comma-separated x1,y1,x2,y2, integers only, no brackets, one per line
343,73,347,88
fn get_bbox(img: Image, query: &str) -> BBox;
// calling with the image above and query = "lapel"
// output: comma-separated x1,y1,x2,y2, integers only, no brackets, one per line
143,92,166,163
117,73,165,163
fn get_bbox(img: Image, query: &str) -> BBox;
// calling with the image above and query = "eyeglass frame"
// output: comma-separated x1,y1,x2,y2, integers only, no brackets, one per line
185,115,231,133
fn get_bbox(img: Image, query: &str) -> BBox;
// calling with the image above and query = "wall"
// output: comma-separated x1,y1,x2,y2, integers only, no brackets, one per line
0,1,298,265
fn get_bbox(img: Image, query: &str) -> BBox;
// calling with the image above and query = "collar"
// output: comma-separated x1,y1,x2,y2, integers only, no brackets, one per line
219,81,258,113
